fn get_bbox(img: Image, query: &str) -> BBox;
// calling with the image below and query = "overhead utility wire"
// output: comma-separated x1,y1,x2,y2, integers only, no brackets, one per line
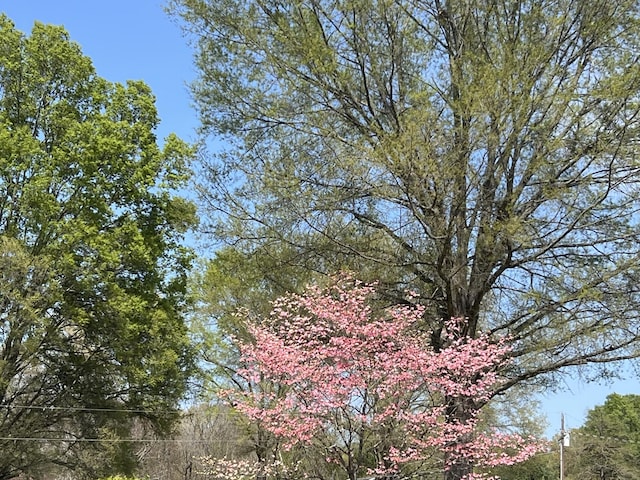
0,404,178,414
0,437,216,444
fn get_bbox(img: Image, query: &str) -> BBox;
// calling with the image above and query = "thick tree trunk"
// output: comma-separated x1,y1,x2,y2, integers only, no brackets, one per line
446,456,473,480
443,395,478,480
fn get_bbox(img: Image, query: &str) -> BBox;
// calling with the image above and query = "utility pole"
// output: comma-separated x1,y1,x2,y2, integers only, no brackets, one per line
559,413,564,480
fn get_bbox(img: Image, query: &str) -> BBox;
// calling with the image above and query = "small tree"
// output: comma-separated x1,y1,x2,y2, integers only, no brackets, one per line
224,275,542,480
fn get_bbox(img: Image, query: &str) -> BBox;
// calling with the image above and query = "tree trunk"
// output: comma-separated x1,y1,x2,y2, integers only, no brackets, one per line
443,395,479,480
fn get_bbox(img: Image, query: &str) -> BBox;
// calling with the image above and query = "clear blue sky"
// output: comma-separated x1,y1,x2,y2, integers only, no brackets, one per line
2,0,198,145
2,0,638,440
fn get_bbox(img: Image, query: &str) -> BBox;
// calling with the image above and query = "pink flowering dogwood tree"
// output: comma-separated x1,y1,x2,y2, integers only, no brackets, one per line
224,275,542,480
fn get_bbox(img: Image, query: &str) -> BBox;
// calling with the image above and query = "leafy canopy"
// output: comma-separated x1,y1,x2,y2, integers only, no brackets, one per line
172,0,640,392
171,1,640,478
566,394,640,480
0,15,197,479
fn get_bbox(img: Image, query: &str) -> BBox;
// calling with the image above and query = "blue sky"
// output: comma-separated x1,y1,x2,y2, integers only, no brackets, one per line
2,0,638,439
2,0,198,145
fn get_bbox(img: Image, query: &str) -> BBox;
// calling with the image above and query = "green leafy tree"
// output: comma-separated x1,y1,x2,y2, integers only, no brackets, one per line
566,394,640,480
0,16,197,479
171,0,640,478
191,247,316,389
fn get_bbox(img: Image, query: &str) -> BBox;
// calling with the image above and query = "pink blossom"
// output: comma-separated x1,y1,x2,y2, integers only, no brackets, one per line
221,274,544,477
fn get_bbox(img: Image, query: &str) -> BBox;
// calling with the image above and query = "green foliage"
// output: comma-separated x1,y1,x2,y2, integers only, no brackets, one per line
172,0,640,393
190,246,320,394
490,452,558,480
566,394,640,480
0,15,197,479
171,1,640,477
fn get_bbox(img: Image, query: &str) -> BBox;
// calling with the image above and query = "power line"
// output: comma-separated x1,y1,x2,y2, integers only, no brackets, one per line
0,404,178,414
0,437,216,444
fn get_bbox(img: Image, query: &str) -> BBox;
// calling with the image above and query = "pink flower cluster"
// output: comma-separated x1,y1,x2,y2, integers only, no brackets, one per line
223,275,544,476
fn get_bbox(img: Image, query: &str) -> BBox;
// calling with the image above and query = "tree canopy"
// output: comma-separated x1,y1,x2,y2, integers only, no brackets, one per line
170,0,640,477
567,393,640,480
0,15,197,479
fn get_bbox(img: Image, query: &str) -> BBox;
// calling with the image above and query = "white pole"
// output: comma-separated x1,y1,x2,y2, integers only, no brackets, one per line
560,413,565,480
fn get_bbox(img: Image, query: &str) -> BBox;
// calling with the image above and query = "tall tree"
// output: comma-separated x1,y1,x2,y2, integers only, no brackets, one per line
170,0,640,478
0,16,196,479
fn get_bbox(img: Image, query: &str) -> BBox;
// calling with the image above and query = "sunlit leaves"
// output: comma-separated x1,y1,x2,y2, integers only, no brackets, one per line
0,15,197,478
